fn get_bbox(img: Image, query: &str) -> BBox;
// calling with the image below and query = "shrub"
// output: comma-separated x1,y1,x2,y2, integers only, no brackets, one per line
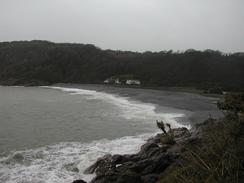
159,93,244,183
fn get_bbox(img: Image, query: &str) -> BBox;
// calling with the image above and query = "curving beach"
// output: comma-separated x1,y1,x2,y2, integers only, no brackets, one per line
0,84,221,183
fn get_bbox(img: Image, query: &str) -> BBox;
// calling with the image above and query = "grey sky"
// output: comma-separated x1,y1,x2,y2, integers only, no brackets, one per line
0,0,243,52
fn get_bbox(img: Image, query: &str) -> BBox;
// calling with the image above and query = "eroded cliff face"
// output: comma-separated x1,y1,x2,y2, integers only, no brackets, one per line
73,127,192,183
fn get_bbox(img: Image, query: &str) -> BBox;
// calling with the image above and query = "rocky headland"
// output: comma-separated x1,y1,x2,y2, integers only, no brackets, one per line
73,93,244,183
73,126,196,183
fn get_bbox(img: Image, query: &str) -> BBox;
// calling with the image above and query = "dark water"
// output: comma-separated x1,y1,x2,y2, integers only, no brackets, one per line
0,86,161,153
0,85,220,183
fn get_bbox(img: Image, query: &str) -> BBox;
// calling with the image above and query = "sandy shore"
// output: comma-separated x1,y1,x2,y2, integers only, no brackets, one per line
53,83,222,127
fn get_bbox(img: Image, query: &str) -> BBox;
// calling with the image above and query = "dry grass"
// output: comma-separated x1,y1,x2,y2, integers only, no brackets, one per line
158,114,244,183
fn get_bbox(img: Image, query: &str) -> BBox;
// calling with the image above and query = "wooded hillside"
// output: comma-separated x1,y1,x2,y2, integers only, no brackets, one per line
0,40,243,91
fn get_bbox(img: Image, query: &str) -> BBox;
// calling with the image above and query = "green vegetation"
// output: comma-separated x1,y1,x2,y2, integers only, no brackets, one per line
159,93,244,183
156,120,176,145
217,93,244,114
156,120,169,134
110,74,136,80
0,41,243,91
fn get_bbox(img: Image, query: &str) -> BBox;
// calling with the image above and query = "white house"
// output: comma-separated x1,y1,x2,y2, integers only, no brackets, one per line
104,79,109,84
126,79,141,85
115,79,121,84
104,78,114,84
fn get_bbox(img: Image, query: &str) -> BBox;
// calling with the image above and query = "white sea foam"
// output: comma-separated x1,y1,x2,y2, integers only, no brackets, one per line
0,86,189,183
0,133,155,183
41,86,188,128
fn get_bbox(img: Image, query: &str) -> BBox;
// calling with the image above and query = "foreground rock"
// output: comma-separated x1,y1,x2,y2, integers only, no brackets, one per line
73,127,191,183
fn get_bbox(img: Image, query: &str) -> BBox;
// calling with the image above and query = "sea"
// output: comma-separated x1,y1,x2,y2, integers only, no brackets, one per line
0,85,218,183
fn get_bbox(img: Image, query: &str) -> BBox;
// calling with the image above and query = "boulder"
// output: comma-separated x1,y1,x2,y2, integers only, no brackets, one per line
72,180,87,183
80,127,192,183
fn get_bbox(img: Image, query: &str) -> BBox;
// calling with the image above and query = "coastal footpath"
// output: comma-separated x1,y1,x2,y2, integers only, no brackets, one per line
73,93,244,183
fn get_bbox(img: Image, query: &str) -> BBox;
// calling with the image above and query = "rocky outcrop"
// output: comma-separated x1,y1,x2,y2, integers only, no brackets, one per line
73,127,191,183
72,180,87,183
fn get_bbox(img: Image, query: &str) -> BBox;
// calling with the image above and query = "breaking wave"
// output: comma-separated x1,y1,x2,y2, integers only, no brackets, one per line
0,133,156,183
0,86,189,183
41,86,187,128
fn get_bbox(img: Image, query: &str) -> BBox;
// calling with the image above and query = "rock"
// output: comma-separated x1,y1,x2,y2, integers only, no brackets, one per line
171,127,191,140
147,134,161,144
84,154,113,175
72,180,87,183
117,170,142,183
160,135,175,145
142,174,159,183
87,127,192,183
64,163,79,173
111,154,125,164
140,142,159,154
91,172,119,183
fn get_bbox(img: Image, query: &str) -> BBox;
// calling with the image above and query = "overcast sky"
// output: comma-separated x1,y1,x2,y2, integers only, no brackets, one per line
0,0,243,52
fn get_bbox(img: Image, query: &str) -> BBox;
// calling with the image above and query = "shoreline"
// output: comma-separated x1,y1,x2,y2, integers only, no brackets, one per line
73,126,194,183
52,83,222,126
76,110,244,183
0,84,191,183
1,83,222,125
0,82,223,97
0,84,226,183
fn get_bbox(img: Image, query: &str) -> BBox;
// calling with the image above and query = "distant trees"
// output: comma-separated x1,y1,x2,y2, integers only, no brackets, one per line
0,40,244,91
